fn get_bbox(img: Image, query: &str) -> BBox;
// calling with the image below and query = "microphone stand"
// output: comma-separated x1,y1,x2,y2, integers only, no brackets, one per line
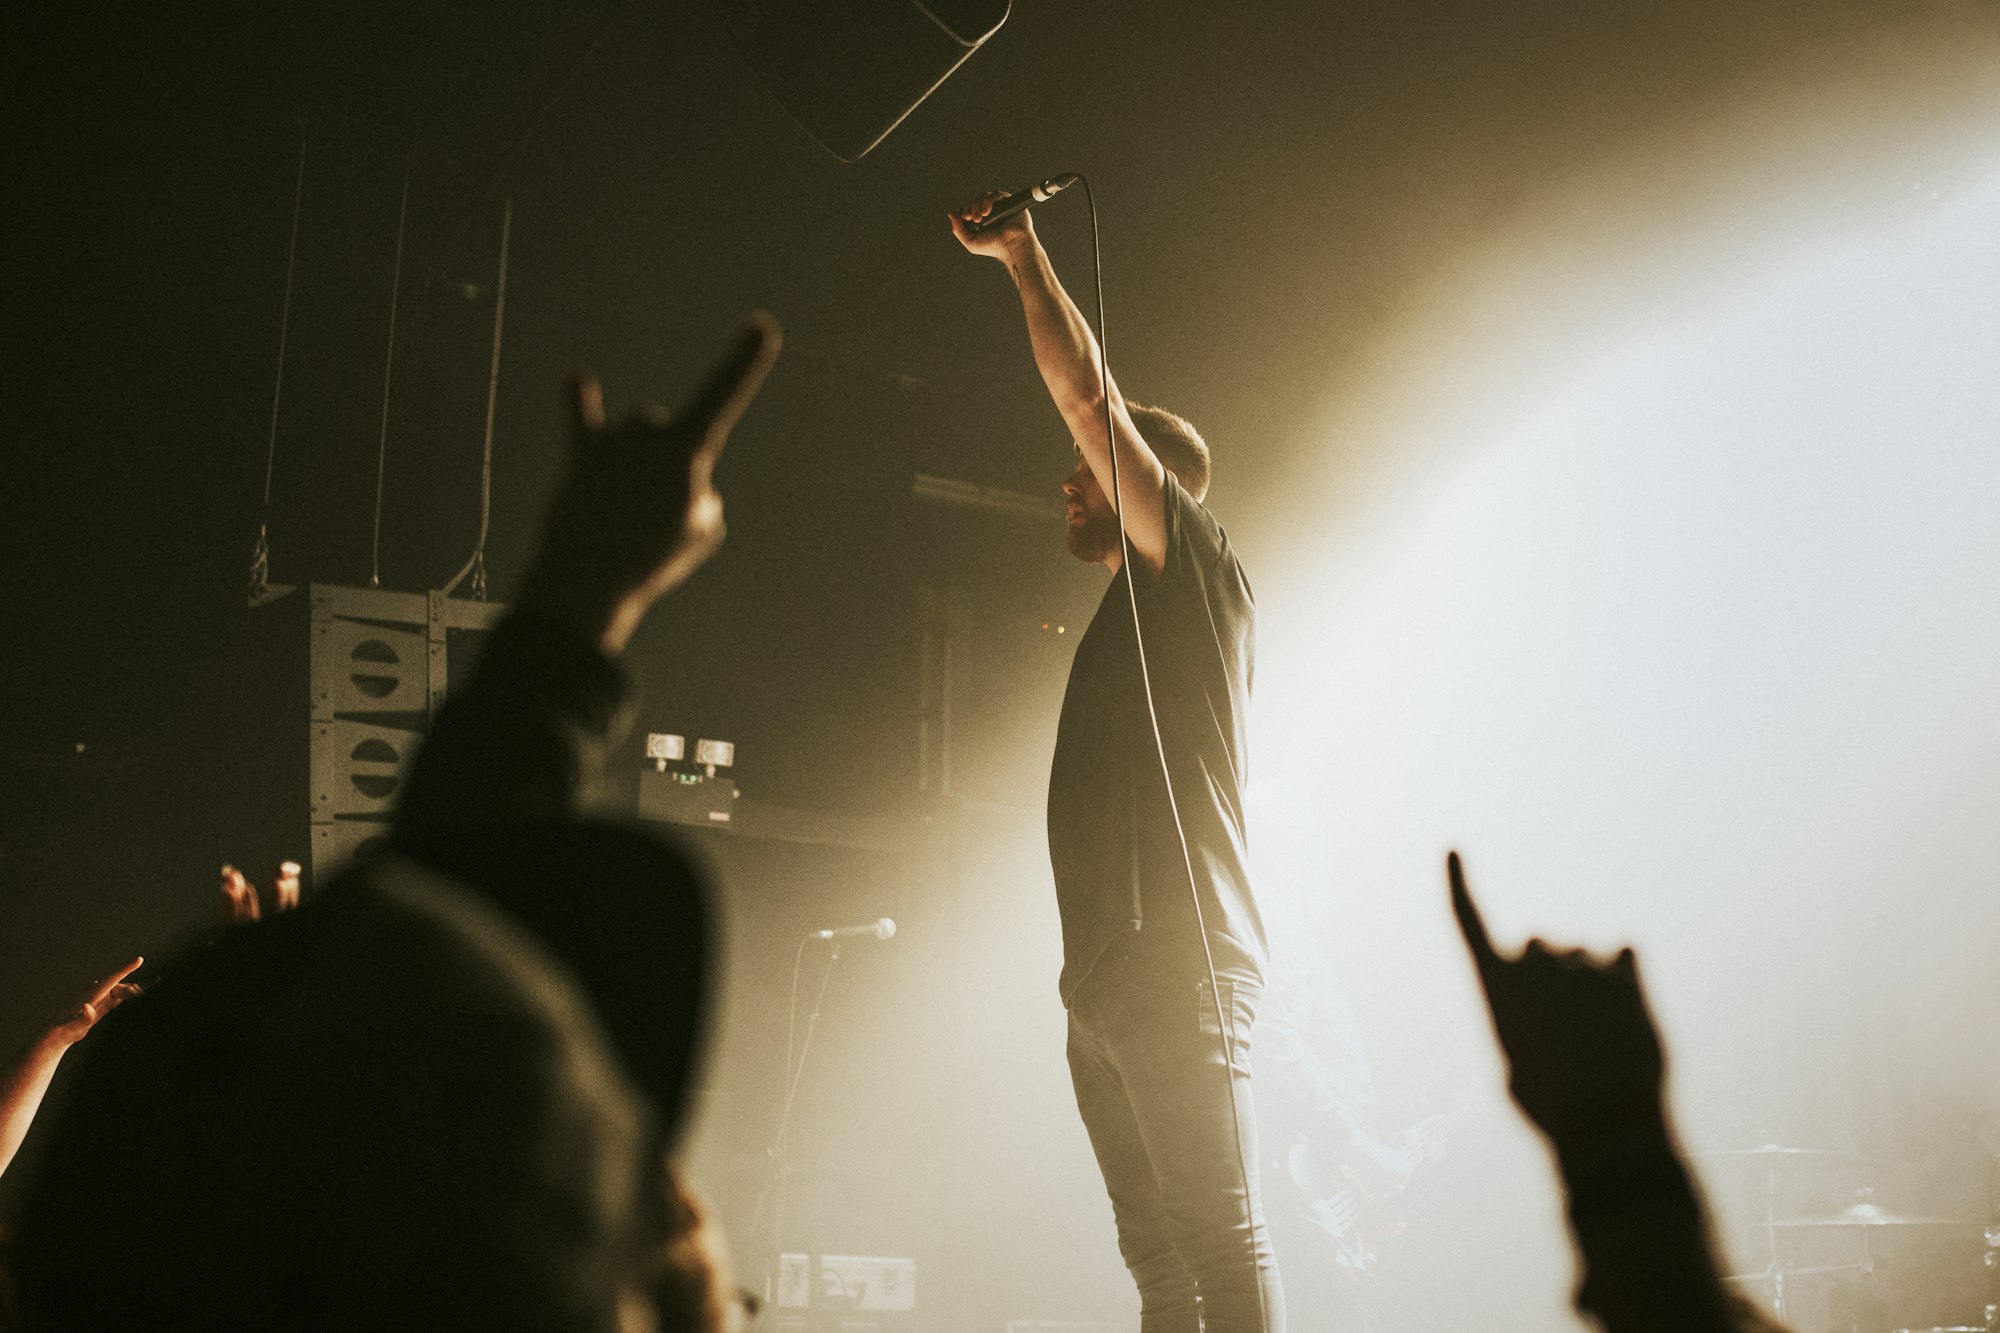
749,935,846,1308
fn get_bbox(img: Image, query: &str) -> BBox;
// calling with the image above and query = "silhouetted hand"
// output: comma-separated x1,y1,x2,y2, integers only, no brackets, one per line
518,316,782,655
1448,851,1666,1153
654,1173,752,1333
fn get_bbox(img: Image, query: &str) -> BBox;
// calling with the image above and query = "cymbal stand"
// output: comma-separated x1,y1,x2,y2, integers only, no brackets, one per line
1760,1161,1790,1323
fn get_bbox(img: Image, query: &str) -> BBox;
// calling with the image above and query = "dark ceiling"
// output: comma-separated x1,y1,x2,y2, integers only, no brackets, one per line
8,0,1998,736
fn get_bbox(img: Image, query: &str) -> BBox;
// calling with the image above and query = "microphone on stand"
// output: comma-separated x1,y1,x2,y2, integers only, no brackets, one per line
813,917,897,942
966,173,1081,234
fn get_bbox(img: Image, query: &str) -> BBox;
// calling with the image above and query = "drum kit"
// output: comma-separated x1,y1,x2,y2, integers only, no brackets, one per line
1696,1144,1997,1333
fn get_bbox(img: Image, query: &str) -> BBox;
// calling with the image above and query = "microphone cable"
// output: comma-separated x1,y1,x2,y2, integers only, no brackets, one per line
1071,174,1271,1333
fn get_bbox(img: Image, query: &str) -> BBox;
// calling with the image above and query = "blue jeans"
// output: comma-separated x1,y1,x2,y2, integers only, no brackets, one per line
1066,946,1285,1333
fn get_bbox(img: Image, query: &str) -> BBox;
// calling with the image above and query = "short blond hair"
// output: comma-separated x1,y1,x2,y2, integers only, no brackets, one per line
1127,402,1211,501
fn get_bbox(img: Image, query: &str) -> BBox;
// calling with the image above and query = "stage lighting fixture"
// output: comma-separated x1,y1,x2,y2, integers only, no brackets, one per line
645,731,687,772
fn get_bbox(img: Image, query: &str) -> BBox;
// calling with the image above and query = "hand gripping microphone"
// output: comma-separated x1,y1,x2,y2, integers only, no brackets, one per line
966,173,1081,234
812,917,897,941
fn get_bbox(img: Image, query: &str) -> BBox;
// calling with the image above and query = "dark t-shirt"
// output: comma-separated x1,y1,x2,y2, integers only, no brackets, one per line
1046,474,1266,1005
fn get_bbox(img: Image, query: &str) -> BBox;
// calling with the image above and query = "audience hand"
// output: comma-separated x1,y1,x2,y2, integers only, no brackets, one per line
220,861,304,924
1448,851,1666,1153
3,957,145,1176
518,317,782,655
274,859,301,912
654,1173,751,1333
45,958,144,1049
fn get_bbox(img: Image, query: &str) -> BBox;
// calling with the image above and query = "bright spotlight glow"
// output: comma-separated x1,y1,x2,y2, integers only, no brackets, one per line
1250,171,2000,1326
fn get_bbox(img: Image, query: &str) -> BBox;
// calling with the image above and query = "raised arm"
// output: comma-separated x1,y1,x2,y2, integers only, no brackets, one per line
1448,853,1746,1333
393,317,781,841
950,195,1168,574
0,958,143,1177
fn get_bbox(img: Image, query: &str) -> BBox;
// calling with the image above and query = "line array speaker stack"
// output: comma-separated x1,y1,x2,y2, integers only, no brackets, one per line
207,585,504,888
303,585,504,875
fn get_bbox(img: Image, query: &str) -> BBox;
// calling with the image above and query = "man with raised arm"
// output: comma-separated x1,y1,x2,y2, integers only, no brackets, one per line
950,192,1282,1333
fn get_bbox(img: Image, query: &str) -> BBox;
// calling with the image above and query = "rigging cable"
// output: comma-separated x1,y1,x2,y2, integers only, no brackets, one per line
250,136,307,604
368,158,412,590
440,197,513,600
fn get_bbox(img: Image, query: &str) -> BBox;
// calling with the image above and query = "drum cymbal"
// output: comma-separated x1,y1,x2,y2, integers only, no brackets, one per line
1771,1202,1981,1229
1691,1143,1862,1162
1722,1262,1867,1283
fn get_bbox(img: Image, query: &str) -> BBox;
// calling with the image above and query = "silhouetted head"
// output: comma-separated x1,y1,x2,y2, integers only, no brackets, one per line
11,860,673,1332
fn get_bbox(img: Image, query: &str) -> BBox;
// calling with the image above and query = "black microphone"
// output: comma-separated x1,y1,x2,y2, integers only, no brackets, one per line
966,173,1081,234
813,917,897,941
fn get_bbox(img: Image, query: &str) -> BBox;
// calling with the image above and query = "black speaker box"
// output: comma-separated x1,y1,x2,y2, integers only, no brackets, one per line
712,0,1011,161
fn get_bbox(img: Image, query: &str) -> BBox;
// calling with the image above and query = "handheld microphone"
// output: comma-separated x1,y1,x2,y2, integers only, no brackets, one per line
966,173,1081,234
813,917,897,941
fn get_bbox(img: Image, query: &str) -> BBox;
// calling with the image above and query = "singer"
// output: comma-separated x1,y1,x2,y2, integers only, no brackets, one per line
950,190,1282,1333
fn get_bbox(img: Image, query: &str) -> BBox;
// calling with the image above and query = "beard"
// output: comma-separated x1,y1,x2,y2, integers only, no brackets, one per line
1064,507,1121,564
